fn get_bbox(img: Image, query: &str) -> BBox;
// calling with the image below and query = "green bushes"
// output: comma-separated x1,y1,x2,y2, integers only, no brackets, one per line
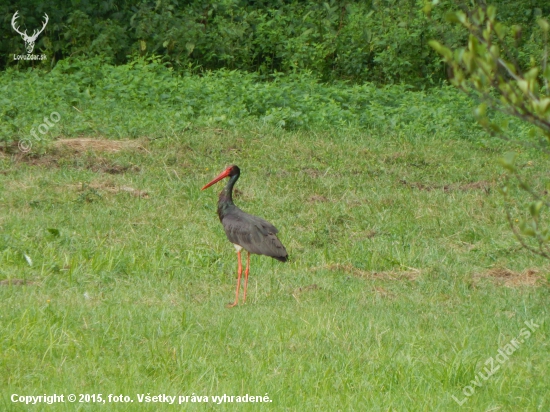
2,1,547,87
1,56,495,148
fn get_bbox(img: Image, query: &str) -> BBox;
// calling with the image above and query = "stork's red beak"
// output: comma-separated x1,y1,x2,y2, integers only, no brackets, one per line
201,167,232,190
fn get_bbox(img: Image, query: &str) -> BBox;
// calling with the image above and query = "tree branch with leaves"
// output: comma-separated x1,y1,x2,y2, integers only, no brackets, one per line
427,2,550,258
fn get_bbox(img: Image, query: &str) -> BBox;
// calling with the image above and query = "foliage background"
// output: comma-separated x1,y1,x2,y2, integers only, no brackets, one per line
1,0,549,87
5,56,534,149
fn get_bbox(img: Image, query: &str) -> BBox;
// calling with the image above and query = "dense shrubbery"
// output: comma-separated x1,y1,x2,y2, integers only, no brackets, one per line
3,55,528,149
2,1,548,86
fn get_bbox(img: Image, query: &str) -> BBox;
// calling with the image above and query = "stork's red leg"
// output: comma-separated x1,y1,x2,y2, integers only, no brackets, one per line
227,250,242,308
243,252,250,303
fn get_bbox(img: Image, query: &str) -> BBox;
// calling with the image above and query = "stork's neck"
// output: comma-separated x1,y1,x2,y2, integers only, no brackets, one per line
217,173,239,220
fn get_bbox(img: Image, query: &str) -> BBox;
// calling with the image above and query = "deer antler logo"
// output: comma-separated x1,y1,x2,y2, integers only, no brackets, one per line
11,11,49,54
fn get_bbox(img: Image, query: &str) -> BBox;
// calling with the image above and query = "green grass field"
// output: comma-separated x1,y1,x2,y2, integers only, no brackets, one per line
1,120,548,411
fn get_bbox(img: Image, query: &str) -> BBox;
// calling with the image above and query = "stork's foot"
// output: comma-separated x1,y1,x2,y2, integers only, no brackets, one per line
226,301,238,308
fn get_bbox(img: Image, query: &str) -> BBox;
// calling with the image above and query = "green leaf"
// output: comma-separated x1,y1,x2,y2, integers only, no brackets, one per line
499,152,517,172
512,25,522,40
47,228,60,237
475,103,487,117
462,51,475,71
525,67,539,80
517,79,529,94
445,11,466,24
494,23,506,39
468,35,479,54
300,28,314,37
487,6,497,22
519,222,536,237
530,201,544,217
536,97,550,114
489,122,502,133
422,3,433,16
502,61,517,75
428,40,452,59
538,18,550,32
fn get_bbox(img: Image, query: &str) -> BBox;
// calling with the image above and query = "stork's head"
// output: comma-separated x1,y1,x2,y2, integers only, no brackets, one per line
201,165,240,190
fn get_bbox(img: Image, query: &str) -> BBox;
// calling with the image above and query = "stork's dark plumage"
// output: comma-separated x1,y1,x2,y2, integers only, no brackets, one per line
201,165,288,307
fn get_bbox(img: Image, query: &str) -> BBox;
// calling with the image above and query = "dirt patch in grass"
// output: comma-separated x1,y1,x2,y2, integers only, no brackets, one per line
21,154,140,174
399,179,493,194
474,267,548,287
291,284,321,301
223,145,242,154
54,138,143,153
364,230,378,239
349,230,378,241
399,180,437,191
292,284,320,295
10,153,59,168
8,138,143,173
372,286,395,298
87,161,140,174
308,195,329,203
2,138,141,154
302,168,323,178
314,263,420,281
381,152,406,164
458,181,492,192
0,279,39,286
68,181,149,198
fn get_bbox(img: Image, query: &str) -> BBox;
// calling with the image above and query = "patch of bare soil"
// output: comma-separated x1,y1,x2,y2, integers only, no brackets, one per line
87,161,141,174
54,138,142,153
0,279,39,286
399,179,493,194
372,286,395,298
223,145,242,154
474,268,548,287
6,138,144,173
313,263,420,281
364,230,378,239
399,179,437,191
381,152,406,164
69,181,149,198
291,284,321,301
458,181,492,192
293,284,320,294
302,168,323,178
348,230,378,241
8,153,58,168
308,195,329,203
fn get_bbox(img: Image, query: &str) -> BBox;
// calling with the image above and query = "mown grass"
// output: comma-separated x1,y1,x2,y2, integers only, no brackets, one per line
0,120,549,411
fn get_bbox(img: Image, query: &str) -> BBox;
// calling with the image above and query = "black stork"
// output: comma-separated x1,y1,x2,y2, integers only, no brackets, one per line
201,165,288,307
